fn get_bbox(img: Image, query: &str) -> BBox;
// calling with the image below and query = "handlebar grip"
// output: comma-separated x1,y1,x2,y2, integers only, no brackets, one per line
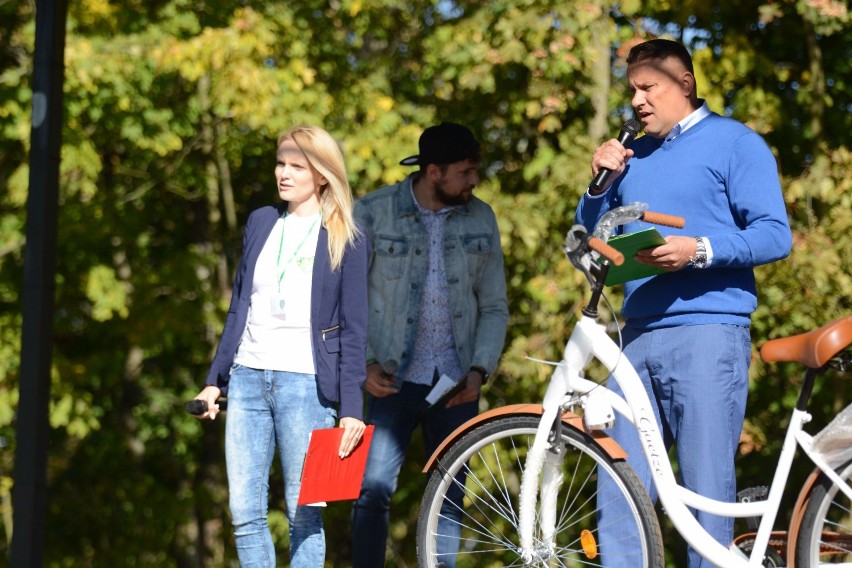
641,211,686,228
588,237,625,266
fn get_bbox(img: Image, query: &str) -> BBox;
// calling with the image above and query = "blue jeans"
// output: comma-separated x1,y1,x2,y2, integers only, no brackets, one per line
597,324,751,568
351,381,478,568
225,365,337,568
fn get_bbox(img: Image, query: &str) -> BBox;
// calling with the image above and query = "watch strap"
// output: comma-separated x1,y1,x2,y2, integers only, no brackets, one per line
469,365,489,384
689,237,708,269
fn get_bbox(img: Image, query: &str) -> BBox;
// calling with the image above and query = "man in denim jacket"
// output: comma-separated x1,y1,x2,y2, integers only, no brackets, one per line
351,123,508,567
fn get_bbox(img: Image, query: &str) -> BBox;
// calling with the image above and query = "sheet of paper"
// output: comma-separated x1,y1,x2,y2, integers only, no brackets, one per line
425,374,459,405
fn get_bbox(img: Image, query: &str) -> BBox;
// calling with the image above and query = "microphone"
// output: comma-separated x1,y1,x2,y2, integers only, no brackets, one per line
381,359,398,376
185,399,227,415
588,119,641,195
381,359,401,390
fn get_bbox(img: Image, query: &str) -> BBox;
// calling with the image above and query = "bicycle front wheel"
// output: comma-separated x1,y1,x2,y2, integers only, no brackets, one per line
417,414,663,567
794,458,852,566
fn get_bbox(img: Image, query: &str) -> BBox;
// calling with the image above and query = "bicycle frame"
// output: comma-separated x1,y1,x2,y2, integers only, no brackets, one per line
518,313,852,567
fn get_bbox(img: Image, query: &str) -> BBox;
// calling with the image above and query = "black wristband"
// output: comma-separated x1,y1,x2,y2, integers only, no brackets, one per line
469,365,489,384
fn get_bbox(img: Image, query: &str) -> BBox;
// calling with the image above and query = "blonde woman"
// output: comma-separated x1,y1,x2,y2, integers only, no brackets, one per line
192,126,368,567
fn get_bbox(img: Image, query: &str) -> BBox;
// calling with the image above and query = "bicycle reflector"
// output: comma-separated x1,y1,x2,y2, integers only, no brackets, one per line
580,529,598,559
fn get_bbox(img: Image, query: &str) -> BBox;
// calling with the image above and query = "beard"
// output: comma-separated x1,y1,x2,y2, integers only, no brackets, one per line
433,179,473,206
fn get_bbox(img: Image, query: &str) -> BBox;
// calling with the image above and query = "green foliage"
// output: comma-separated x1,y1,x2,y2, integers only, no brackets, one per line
0,0,847,565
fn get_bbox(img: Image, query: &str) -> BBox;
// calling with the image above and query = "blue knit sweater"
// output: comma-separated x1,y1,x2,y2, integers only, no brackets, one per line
576,112,792,329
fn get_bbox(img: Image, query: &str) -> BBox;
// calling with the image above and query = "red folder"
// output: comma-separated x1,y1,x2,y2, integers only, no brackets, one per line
298,425,375,506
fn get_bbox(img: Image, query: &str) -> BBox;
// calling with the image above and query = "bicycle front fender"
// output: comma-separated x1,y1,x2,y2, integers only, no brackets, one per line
422,403,627,473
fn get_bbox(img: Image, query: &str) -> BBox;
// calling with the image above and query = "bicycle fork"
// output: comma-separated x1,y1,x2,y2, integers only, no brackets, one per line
518,359,584,563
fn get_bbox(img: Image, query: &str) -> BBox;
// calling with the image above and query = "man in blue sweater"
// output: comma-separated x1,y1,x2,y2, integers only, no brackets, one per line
576,39,791,567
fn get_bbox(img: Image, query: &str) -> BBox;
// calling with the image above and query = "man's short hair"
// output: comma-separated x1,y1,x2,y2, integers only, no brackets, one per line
627,39,694,74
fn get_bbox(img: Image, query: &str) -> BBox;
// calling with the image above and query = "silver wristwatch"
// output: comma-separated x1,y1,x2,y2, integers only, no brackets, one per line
690,237,708,269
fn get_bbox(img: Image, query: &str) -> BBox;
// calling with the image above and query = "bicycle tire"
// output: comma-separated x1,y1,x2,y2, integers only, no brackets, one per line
416,414,664,567
794,458,852,566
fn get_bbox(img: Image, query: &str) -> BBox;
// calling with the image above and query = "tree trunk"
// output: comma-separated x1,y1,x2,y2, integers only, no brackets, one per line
589,18,612,143
803,16,825,153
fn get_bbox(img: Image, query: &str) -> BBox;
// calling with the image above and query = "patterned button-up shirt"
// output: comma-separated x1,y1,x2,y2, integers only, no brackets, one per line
403,188,464,385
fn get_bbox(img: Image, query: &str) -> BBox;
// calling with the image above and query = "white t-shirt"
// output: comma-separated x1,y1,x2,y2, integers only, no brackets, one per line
234,212,321,373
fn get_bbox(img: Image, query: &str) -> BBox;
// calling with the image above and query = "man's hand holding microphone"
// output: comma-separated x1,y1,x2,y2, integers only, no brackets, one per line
589,119,641,195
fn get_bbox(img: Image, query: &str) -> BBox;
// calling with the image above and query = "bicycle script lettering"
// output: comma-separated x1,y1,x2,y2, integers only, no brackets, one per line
638,413,665,477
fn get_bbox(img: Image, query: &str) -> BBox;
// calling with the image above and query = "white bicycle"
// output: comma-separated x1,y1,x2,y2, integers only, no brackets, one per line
417,203,852,567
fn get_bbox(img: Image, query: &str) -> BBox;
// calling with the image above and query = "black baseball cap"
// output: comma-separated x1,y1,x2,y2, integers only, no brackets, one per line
399,122,481,166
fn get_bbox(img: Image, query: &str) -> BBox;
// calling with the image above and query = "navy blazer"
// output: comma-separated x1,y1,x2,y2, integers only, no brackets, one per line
204,204,369,420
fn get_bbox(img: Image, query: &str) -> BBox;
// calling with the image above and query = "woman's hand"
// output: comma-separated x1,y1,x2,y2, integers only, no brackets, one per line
191,385,223,420
338,416,366,458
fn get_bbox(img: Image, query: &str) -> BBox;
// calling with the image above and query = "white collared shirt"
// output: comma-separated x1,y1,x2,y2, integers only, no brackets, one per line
666,100,711,142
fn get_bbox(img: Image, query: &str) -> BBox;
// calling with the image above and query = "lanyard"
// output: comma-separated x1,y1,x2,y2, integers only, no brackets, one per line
276,212,321,291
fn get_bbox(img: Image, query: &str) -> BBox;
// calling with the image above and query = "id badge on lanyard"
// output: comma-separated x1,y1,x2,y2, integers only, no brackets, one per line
273,212,320,320
269,293,288,319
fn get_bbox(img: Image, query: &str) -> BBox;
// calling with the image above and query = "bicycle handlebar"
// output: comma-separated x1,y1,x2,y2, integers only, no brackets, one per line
565,204,686,290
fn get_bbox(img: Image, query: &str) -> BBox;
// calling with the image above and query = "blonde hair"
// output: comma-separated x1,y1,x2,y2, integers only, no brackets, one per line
277,126,358,270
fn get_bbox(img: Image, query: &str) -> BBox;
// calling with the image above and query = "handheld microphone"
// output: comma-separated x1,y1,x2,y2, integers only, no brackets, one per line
185,399,227,415
382,359,401,390
381,359,398,376
588,118,641,195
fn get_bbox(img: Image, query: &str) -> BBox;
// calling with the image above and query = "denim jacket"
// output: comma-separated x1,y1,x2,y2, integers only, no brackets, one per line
354,174,508,378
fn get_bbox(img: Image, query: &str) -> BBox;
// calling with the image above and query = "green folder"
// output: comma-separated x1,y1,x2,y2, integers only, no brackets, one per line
603,228,668,286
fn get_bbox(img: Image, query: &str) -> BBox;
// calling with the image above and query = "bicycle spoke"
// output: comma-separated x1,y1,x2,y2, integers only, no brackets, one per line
439,459,518,542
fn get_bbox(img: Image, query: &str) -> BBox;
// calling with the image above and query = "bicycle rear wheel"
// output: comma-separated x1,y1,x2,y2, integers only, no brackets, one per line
794,458,852,566
416,414,663,567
